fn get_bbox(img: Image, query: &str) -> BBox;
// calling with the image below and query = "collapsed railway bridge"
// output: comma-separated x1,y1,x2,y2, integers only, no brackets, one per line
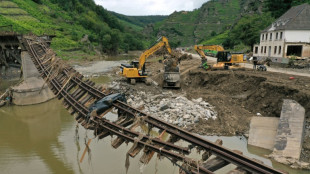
18,35,286,174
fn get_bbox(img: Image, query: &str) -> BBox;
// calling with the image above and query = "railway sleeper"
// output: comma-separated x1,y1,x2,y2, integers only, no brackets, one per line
80,95,94,105
111,137,125,149
202,157,230,172
226,167,247,174
128,144,143,158
139,148,155,164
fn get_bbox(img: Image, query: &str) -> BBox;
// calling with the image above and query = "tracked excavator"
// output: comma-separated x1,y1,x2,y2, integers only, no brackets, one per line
120,36,176,85
194,45,224,70
194,45,247,70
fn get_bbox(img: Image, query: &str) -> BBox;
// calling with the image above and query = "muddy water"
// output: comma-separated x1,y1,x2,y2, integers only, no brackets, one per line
0,99,309,174
0,100,179,174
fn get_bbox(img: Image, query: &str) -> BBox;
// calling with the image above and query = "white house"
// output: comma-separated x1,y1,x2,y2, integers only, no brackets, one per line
253,3,310,63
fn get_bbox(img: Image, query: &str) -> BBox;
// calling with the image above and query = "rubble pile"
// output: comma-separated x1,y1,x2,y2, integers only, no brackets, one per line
126,91,217,127
178,53,193,61
154,49,192,61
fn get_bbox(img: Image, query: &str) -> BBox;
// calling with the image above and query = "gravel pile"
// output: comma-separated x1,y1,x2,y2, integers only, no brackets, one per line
126,91,217,127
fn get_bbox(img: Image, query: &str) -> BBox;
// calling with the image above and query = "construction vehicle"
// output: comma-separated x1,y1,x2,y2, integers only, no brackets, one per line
194,45,225,58
194,45,247,70
163,57,181,88
120,36,172,85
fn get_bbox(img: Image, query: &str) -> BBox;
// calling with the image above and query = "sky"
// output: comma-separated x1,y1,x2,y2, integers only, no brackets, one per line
94,0,210,16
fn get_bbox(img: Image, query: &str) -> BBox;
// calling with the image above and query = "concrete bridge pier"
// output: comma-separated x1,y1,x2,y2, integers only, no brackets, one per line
11,51,55,105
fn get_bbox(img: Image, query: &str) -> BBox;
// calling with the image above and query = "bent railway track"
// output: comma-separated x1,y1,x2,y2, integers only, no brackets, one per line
23,36,286,174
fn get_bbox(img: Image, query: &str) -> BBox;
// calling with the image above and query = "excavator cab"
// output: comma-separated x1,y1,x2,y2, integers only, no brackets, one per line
131,61,140,68
216,51,231,62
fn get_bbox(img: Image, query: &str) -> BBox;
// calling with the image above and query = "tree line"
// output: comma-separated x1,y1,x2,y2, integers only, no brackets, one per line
222,0,310,50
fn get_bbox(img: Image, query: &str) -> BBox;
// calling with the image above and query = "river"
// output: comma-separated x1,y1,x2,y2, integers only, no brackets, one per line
1,99,309,173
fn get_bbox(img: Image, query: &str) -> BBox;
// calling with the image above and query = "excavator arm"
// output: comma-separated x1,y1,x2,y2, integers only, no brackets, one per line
194,45,224,58
138,36,171,70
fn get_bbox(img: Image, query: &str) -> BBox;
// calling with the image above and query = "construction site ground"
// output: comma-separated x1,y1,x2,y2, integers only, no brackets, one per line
105,54,310,163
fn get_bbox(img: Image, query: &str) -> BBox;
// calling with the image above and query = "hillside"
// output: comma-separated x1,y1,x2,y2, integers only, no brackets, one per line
111,12,167,29
0,0,148,58
149,0,262,47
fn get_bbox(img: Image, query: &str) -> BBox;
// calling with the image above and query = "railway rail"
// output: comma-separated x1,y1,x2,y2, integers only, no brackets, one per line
23,36,286,174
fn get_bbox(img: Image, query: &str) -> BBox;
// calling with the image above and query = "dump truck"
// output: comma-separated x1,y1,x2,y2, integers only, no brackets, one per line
163,57,180,88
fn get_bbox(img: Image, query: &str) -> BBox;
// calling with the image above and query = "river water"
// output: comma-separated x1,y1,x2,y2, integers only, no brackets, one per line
1,99,309,174
0,60,309,174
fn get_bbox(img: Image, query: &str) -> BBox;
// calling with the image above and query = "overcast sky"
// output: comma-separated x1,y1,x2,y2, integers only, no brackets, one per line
94,0,210,16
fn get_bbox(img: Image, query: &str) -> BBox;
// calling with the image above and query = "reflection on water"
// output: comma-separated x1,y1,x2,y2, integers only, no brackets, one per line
0,99,74,174
0,99,309,174
0,99,179,174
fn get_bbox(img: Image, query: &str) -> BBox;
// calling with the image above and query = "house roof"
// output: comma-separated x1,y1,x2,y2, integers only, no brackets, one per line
262,3,310,32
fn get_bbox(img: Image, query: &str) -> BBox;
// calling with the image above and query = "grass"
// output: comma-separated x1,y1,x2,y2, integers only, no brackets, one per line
4,15,38,22
0,1,19,8
119,19,143,31
0,7,29,15
0,0,94,57
200,31,229,45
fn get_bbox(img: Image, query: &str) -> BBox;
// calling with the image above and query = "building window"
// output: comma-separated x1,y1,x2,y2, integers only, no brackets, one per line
262,34,264,41
276,32,278,40
264,46,267,54
274,46,277,54
266,33,268,40
270,33,272,40
279,46,282,54
280,32,283,39
261,46,263,53
255,47,258,54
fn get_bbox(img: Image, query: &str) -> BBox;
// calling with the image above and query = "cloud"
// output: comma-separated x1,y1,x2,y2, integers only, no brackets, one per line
94,0,209,16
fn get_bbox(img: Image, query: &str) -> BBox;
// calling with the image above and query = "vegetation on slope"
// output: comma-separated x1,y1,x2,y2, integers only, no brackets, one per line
151,0,310,52
111,12,167,28
264,0,310,18
150,0,254,47
221,0,310,51
0,0,149,58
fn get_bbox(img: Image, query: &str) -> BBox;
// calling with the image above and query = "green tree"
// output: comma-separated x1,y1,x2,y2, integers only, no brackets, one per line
32,0,42,4
264,0,310,18
210,31,217,37
227,13,274,49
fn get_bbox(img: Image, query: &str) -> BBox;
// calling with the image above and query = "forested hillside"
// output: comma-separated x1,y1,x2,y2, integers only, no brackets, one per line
148,0,310,51
147,0,262,47
0,0,149,57
111,12,167,29
1,0,309,58
221,0,310,50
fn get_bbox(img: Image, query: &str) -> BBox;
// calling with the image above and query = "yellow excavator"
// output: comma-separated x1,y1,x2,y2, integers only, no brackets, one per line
120,36,172,85
194,45,246,70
